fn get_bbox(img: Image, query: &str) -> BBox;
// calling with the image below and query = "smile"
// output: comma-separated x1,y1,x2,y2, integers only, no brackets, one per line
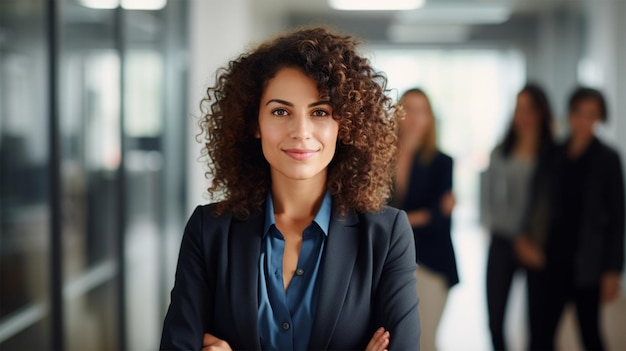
283,148,318,160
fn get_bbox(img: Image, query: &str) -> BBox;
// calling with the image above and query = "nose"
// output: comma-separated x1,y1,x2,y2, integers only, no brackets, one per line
289,113,312,140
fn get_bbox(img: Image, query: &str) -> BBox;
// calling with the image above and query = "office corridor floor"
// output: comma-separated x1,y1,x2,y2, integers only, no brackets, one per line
437,214,626,351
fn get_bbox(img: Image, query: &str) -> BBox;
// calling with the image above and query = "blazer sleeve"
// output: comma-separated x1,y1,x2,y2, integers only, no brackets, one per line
160,206,212,351
417,154,453,237
377,210,421,350
603,150,625,273
424,154,453,238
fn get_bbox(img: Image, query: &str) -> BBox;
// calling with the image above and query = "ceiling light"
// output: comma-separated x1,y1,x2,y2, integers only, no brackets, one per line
329,0,425,11
388,24,469,43
121,0,167,10
396,2,511,24
80,0,119,9
80,0,167,10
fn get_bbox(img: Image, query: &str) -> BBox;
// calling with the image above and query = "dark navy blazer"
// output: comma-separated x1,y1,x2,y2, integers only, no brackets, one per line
397,151,459,287
160,203,420,351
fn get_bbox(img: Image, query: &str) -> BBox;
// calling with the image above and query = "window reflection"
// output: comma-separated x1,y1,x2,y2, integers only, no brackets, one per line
0,1,51,349
58,3,123,349
1,0,187,348
125,50,163,138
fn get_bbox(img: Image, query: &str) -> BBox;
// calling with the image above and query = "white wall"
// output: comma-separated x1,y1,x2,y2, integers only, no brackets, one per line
186,0,253,214
582,0,626,151
525,5,584,126
586,0,626,294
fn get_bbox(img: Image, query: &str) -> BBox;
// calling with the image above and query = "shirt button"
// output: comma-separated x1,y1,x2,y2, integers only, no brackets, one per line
282,322,290,330
296,268,304,276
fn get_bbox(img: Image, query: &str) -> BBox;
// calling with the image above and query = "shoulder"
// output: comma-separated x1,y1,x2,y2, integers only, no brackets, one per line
185,202,234,233
355,207,416,262
488,145,507,165
356,206,411,234
436,150,453,163
595,139,620,159
357,205,403,220
583,139,622,172
190,202,231,220
427,150,453,169
491,144,505,157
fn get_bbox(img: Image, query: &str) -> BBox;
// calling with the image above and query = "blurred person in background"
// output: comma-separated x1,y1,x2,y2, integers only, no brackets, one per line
392,88,459,351
159,27,420,351
481,84,554,350
517,86,625,351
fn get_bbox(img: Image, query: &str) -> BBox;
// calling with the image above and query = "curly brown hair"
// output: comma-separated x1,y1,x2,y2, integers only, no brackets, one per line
199,26,399,219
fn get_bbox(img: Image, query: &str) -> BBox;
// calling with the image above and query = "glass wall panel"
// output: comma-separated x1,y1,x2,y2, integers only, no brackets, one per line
0,0,52,349
58,1,121,349
1,1,188,349
122,3,188,349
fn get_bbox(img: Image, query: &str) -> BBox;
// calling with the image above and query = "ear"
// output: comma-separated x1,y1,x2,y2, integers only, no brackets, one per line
255,130,261,138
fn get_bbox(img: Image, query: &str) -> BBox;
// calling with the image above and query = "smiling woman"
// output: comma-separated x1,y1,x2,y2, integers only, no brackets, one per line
198,27,399,221
159,26,421,351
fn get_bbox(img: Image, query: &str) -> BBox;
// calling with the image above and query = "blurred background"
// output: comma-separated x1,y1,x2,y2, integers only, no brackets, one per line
0,0,624,350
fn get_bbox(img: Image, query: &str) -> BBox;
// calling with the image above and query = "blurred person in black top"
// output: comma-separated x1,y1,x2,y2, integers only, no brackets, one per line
516,87,625,351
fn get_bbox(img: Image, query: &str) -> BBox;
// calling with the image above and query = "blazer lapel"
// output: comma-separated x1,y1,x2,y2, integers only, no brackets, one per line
309,209,360,350
229,211,264,349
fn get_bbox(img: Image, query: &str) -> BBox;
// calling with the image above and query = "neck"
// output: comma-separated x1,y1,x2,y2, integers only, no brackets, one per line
270,174,327,220
399,137,423,155
515,130,539,156
568,133,594,158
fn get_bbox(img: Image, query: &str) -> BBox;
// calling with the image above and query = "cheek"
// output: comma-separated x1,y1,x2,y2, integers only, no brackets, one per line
257,126,281,155
324,121,340,141
576,116,593,126
569,118,588,132
399,118,413,133
258,122,281,140
402,116,420,131
584,119,598,131
323,125,340,155
521,114,538,129
413,116,430,133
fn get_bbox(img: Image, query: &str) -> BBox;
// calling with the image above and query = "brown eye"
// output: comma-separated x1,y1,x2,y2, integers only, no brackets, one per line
272,108,289,117
312,109,329,117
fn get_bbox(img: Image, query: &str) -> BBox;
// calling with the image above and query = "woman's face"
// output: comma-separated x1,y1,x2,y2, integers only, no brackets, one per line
399,92,431,143
257,67,339,183
513,91,540,135
569,98,601,140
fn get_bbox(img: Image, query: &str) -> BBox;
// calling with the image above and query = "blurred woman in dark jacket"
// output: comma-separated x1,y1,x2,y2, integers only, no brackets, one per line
517,87,625,351
392,88,458,351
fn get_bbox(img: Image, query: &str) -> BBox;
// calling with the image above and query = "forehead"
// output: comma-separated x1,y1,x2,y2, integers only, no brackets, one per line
402,93,429,109
262,67,320,97
573,98,602,112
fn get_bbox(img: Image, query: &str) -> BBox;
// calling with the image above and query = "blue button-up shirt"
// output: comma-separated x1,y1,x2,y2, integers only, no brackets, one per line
257,191,331,351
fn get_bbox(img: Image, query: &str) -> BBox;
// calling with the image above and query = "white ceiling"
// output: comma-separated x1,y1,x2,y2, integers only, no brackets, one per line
250,0,582,45
254,0,577,16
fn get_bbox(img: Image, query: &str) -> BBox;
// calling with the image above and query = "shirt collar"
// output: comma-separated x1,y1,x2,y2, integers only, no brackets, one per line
263,191,332,238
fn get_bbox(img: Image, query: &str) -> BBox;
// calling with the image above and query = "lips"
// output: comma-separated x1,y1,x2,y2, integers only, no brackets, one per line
283,148,318,160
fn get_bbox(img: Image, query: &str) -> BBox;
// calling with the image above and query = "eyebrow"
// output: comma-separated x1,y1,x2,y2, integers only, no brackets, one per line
265,99,331,108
